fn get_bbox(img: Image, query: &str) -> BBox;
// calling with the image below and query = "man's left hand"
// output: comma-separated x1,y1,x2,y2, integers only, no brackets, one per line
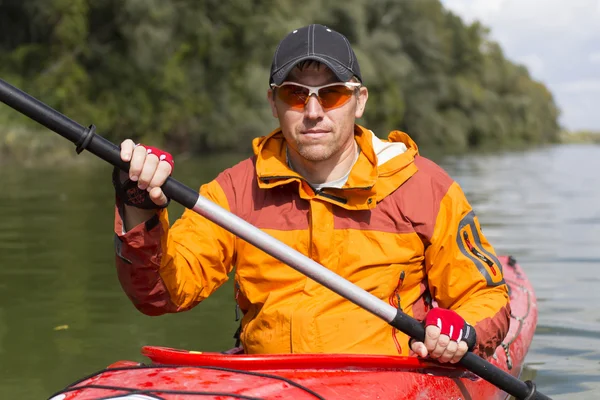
410,308,476,364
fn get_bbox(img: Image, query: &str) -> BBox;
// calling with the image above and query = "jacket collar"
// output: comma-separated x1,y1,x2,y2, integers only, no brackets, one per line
252,124,419,210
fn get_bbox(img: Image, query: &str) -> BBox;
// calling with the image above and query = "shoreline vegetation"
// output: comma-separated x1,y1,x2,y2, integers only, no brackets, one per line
1,0,563,166
3,126,596,168
559,130,600,144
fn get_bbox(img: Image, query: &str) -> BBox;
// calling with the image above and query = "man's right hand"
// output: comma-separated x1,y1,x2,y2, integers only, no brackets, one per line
119,139,173,207
118,139,174,231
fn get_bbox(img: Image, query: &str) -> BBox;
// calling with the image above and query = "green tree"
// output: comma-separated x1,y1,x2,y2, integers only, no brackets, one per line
0,0,561,160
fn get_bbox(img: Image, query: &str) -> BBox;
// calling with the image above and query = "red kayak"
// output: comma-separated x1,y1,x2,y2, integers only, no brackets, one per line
50,256,537,400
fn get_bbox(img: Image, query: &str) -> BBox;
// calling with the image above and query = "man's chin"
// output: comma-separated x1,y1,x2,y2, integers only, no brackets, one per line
296,144,334,162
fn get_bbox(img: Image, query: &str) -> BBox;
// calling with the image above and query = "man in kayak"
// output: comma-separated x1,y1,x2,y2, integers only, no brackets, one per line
112,24,510,364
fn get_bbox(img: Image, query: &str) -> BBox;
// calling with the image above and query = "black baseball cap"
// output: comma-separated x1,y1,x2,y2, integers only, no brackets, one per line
269,24,362,85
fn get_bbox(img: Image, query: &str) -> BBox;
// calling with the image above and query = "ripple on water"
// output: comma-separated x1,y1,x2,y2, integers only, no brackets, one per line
441,145,600,399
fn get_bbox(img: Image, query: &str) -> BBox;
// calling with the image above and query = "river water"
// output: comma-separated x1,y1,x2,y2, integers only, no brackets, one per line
0,144,599,399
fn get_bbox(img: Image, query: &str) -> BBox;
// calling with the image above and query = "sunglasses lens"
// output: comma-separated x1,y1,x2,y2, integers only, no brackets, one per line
275,84,356,110
276,85,310,109
318,85,354,109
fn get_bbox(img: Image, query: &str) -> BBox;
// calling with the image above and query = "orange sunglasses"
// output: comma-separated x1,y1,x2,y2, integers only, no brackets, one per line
270,81,362,110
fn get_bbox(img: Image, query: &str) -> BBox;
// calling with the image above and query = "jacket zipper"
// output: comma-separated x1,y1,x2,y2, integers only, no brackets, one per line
463,231,497,276
314,189,347,204
234,281,242,321
388,271,405,309
388,271,405,354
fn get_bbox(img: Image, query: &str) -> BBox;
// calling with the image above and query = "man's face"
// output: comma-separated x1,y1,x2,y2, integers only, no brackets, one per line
267,64,368,163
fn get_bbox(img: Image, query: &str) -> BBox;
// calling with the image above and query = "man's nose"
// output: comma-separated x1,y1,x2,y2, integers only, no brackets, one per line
304,94,325,119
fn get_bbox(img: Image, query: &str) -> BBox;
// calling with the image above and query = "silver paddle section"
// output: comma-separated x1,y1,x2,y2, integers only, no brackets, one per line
191,196,398,323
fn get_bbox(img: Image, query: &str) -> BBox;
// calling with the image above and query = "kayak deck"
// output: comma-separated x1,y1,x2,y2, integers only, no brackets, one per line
51,256,537,400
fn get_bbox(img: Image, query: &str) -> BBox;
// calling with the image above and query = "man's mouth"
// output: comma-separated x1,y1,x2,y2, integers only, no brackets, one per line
302,129,330,135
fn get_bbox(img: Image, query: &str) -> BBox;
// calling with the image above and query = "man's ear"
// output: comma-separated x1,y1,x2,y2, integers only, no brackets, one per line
355,86,368,119
267,89,278,118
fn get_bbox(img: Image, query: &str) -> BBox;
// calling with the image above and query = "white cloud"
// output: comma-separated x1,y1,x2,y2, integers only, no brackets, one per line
517,54,545,77
444,0,600,33
443,0,506,21
441,0,600,130
546,89,599,130
551,80,600,93
589,52,600,64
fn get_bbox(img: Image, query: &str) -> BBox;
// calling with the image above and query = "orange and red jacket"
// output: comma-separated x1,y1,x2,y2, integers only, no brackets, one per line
114,125,510,357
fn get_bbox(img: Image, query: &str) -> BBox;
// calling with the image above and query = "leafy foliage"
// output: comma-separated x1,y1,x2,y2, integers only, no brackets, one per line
0,0,560,156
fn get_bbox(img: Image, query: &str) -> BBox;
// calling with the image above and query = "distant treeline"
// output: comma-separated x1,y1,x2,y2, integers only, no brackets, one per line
560,130,600,144
0,0,560,155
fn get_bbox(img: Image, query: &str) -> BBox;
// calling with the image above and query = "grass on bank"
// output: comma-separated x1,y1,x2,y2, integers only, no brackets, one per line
559,130,600,144
0,125,79,167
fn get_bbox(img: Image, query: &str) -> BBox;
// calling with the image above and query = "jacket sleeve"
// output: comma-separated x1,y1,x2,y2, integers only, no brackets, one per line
113,179,236,316
425,182,511,358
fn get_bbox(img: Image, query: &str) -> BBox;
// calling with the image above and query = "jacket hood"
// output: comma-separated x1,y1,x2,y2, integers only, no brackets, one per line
251,124,419,210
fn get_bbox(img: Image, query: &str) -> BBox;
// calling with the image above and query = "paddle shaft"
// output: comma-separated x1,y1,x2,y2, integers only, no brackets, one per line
0,78,550,400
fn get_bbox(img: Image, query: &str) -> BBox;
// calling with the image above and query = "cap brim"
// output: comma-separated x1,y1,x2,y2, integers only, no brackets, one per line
270,56,354,85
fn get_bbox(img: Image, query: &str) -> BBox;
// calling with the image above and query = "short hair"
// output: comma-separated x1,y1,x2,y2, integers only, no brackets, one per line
294,60,324,72
293,60,361,84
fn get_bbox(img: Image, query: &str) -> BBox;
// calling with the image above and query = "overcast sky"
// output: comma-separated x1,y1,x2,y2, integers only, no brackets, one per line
441,0,600,131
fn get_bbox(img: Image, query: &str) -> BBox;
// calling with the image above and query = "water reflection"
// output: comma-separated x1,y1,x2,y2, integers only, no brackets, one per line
437,144,600,399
